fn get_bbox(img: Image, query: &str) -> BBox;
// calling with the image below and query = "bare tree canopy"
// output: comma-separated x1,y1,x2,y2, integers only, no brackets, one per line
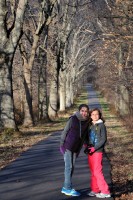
0,0,132,129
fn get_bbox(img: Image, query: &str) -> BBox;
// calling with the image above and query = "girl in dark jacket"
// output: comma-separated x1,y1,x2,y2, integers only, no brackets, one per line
60,104,89,196
87,108,111,198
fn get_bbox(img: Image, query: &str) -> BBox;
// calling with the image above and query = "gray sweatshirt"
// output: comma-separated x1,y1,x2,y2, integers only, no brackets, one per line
89,119,107,152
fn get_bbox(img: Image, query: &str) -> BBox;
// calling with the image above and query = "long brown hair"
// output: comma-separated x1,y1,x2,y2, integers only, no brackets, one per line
89,108,105,123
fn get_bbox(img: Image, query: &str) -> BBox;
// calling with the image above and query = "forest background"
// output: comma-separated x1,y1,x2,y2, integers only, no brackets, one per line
0,0,133,200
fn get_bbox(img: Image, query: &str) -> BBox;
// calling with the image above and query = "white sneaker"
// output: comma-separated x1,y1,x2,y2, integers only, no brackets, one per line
96,192,111,198
87,191,99,196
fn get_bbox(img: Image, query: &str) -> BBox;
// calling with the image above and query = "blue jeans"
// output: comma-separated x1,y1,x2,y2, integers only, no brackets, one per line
63,149,77,189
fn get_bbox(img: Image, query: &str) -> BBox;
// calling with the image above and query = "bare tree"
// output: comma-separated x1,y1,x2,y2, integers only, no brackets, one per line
58,0,93,111
0,0,27,130
18,0,57,126
47,21,59,119
38,34,49,121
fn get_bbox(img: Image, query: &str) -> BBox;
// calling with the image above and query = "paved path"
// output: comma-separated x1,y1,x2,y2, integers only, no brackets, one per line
0,83,113,200
86,84,101,110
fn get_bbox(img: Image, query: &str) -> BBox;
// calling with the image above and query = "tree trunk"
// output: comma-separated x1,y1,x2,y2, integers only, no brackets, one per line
115,44,123,112
0,54,16,129
70,79,74,105
21,34,40,127
38,47,49,120
119,85,129,115
22,64,33,126
117,44,130,115
66,72,72,107
59,71,66,111
48,59,58,119
0,0,27,129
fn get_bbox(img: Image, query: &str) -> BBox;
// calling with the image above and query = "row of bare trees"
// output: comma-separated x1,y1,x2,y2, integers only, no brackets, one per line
87,0,133,125
0,0,132,131
0,0,94,130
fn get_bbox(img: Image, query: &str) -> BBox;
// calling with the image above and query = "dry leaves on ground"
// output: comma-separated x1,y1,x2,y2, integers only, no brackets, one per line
101,101,133,200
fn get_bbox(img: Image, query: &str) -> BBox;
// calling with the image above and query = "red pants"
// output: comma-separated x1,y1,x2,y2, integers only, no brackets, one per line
88,152,110,194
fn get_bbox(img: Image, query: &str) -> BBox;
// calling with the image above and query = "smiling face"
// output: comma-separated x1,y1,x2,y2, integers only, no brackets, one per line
91,110,100,123
79,107,89,119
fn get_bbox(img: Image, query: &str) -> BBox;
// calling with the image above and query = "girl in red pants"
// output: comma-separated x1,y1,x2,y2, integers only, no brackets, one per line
87,108,111,198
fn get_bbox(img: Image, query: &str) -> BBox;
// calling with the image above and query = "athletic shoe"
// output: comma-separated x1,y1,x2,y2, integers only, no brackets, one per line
87,191,99,196
96,192,111,198
61,187,81,196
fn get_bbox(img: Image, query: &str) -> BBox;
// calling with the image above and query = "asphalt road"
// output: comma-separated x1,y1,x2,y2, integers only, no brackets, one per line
0,83,114,200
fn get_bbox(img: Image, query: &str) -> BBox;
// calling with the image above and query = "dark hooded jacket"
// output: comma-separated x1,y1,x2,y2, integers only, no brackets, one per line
60,112,89,153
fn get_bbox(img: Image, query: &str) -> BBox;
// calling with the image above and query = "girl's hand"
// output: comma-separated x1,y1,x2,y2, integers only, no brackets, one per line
83,144,88,148
88,147,95,153
60,146,66,154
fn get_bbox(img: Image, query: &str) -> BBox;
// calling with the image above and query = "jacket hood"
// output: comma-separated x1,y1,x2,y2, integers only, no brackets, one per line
75,111,88,121
94,119,103,124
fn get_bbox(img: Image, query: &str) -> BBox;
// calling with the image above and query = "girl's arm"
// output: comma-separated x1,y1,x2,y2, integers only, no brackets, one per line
94,123,107,150
83,127,89,145
60,117,72,146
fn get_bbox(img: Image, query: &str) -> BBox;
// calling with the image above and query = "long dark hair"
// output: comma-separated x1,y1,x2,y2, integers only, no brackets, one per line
78,104,89,111
89,108,105,123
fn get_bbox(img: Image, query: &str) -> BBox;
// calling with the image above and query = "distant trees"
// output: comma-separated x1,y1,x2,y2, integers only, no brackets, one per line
88,0,133,119
47,0,94,118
